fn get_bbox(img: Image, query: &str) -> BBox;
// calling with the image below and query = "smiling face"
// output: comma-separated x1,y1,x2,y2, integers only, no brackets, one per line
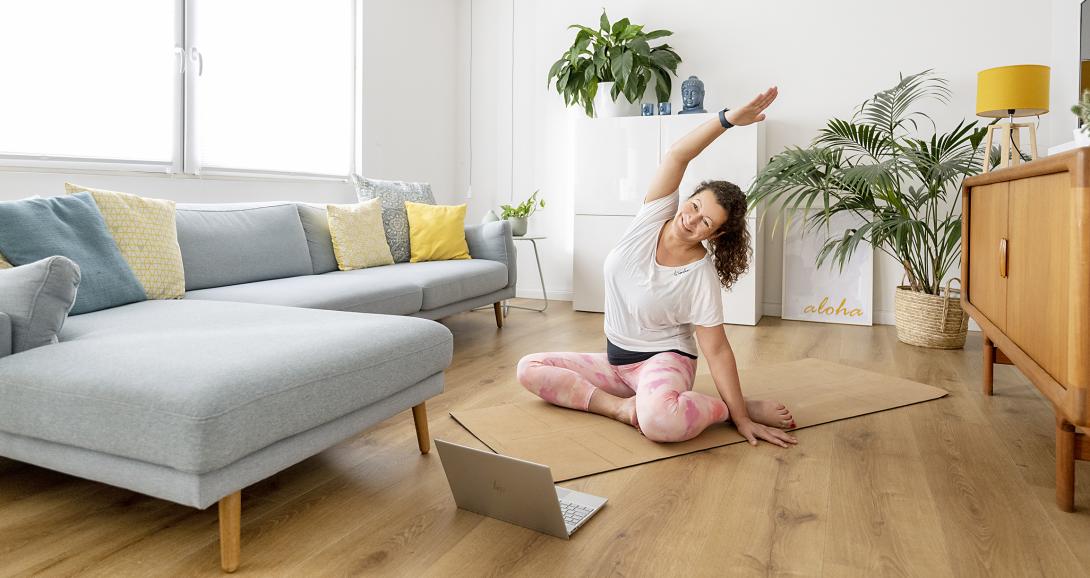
673,188,728,244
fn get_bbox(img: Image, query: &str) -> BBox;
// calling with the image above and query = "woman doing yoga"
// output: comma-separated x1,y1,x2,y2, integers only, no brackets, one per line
517,87,797,448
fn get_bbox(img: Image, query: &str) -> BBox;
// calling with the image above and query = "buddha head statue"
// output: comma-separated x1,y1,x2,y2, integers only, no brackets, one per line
680,76,707,113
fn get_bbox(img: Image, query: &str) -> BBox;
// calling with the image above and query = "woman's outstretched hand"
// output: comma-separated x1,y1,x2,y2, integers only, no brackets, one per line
735,417,797,448
724,86,778,127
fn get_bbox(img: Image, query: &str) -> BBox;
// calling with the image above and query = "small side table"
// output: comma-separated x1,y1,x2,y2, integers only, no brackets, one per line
506,235,548,314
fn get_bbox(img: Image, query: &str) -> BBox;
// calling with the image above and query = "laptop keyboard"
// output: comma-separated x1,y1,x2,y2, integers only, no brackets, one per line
560,499,594,529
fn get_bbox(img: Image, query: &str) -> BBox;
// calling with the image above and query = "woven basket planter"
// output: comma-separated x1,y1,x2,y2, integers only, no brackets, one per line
894,279,969,349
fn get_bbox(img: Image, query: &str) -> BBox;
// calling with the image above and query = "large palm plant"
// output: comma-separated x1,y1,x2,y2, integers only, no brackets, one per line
748,70,989,296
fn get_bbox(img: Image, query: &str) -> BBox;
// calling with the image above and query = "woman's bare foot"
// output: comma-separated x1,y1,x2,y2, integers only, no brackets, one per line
744,399,795,429
589,389,640,431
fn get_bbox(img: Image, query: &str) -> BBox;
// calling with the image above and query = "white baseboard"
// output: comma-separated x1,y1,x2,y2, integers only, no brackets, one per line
515,287,574,301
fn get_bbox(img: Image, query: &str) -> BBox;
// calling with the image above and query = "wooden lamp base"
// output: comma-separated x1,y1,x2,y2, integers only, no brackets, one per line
982,121,1039,173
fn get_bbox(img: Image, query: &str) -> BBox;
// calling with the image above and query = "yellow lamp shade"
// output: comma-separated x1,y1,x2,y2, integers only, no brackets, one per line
976,64,1050,118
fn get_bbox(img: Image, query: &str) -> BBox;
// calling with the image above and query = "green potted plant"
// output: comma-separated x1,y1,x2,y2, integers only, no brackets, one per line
1071,89,1090,146
748,70,987,349
546,10,681,118
500,190,545,237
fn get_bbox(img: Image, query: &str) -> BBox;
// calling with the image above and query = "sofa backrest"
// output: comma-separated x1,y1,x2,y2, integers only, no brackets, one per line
295,204,339,274
175,202,314,290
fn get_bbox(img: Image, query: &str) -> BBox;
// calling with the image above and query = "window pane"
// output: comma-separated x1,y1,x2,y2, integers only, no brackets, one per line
196,0,354,175
0,1,174,162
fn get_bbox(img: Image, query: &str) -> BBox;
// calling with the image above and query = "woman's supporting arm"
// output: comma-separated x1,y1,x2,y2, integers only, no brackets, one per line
694,323,795,447
643,86,778,204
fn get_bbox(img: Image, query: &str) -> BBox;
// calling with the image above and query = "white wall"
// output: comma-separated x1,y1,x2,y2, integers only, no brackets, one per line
0,0,463,206
1053,0,1082,147
470,0,1063,323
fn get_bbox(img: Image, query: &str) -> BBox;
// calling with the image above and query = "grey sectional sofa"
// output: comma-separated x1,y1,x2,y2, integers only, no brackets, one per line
0,201,516,572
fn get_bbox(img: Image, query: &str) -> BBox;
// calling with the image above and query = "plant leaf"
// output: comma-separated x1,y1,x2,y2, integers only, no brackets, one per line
611,17,630,37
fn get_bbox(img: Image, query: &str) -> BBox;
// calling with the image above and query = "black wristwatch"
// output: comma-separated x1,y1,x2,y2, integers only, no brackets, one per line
718,107,734,129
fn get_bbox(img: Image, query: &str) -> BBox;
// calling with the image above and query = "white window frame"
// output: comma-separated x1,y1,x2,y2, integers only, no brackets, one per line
0,0,360,182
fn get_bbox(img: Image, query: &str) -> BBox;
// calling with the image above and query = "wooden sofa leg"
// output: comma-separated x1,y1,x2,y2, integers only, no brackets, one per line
982,335,995,396
412,402,431,454
219,491,242,572
494,302,504,328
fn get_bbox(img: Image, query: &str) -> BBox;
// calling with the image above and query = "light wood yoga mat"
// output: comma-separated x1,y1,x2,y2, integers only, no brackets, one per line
449,358,948,482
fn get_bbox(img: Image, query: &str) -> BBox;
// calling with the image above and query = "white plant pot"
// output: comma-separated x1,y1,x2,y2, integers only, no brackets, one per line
1074,128,1090,147
593,82,639,118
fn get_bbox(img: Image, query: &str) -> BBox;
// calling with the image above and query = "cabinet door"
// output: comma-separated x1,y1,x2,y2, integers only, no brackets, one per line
1007,172,1071,385
659,114,763,198
573,214,633,312
722,216,762,326
573,117,659,216
967,181,1008,331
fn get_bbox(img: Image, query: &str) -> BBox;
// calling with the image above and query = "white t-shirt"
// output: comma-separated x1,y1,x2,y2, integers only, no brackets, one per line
602,191,724,357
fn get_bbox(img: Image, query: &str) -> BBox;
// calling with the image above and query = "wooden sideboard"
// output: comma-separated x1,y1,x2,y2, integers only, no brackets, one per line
962,148,1090,511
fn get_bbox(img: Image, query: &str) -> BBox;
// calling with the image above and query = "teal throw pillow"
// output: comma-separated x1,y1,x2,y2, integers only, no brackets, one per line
0,193,146,314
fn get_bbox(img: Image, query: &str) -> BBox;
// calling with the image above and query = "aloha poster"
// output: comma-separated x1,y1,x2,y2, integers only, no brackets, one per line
781,209,873,326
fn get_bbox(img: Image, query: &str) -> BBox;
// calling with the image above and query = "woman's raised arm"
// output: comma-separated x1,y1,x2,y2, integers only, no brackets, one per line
643,86,778,204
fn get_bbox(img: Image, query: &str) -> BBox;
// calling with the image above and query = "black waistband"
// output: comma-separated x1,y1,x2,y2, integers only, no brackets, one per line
606,339,697,366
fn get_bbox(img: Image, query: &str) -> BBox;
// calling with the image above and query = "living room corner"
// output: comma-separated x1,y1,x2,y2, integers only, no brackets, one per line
2,1,1090,576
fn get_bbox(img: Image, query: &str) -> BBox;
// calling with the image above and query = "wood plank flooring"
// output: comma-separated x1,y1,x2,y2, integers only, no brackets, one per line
2,301,1088,577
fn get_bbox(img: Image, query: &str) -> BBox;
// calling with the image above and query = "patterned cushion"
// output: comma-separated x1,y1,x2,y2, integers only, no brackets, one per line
404,202,470,262
352,174,435,263
64,183,186,299
327,198,395,270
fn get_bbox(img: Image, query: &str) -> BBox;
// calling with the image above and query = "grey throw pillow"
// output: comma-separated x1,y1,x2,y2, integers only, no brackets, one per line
352,175,435,263
0,256,81,353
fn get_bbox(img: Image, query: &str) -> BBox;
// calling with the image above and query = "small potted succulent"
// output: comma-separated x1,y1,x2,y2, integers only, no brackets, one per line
1071,89,1090,146
500,191,545,237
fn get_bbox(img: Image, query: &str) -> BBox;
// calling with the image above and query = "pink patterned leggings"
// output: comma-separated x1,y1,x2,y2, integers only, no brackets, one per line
516,351,729,443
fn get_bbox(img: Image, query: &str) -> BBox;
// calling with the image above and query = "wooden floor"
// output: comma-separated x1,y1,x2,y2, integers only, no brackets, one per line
2,301,1089,577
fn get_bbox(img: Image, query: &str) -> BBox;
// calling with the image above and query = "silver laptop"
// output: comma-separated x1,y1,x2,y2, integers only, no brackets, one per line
434,439,607,539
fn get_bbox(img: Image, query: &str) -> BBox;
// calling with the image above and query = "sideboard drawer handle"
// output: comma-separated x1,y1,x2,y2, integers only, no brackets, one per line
999,238,1008,278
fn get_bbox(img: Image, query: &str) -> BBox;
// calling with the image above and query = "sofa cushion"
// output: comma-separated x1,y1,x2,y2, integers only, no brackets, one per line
0,300,452,474
184,269,423,315
175,203,313,290
383,260,508,310
352,175,435,263
405,202,470,263
0,193,146,314
0,256,80,353
64,183,186,300
327,198,394,270
296,204,339,274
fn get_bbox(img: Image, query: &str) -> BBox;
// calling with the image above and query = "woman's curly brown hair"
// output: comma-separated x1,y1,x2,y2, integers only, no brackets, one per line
691,180,751,289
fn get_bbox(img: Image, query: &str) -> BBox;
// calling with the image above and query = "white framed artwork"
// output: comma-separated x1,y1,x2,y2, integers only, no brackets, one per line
781,209,873,326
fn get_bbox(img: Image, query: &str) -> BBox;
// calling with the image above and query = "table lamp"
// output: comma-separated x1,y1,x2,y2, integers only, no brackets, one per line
976,64,1050,172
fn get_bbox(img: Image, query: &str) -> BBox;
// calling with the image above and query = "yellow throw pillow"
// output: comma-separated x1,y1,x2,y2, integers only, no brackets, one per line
0,251,11,269
327,198,395,270
404,201,470,262
64,182,186,299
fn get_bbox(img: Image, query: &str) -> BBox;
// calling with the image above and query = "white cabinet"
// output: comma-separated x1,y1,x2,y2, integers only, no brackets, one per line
573,215,633,312
572,114,766,326
573,117,659,217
